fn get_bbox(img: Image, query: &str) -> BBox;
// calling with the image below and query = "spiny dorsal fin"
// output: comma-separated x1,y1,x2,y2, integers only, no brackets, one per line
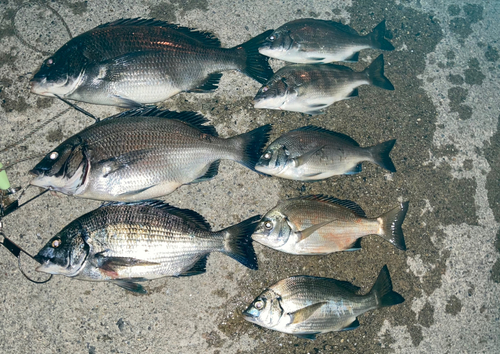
96,18,221,47
100,200,212,230
104,107,218,137
299,195,366,218
290,126,359,147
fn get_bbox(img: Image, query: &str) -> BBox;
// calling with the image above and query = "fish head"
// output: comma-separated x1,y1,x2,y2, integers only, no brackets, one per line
254,76,296,110
255,143,292,176
252,209,292,248
30,43,86,97
34,224,89,277
30,139,90,195
258,28,295,59
243,288,283,328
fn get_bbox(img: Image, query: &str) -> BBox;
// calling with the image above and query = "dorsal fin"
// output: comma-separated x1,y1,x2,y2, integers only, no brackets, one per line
320,19,360,36
299,195,366,217
96,18,221,47
103,107,218,137
100,200,212,230
290,126,359,147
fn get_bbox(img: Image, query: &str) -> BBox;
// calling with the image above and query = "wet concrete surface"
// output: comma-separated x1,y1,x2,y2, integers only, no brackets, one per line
0,0,499,353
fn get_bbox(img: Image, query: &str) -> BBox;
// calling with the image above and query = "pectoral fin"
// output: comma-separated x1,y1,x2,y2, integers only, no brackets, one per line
292,146,325,167
298,220,335,242
288,302,327,325
96,253,160,277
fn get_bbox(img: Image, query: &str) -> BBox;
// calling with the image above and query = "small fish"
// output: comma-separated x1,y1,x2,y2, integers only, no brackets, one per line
30,107,271,201
259,19,394,64
254,55,394,115
255,125,396,180
34,200,260,293
30,18,273,107
252,195,408,255
243,265,404,340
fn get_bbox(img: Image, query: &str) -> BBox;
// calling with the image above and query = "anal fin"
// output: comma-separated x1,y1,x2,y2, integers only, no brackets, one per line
345,238,362,251
294,332,320,340
340,318,360,331
190,160,220,184
178,255,208,277
345,163,362,175
347,88,359,99
188,73,223,93
113,279,147,294
344,52,360,62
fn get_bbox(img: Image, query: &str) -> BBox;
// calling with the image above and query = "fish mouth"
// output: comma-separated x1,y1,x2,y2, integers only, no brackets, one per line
242,309,259,322
29,168,44,177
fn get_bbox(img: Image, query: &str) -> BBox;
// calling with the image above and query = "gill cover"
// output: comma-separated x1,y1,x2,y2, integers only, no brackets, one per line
253,210,292,248
255,144,291,175
30,41,87,96
243,289,284,328
30,137,89,195
34,225,90,277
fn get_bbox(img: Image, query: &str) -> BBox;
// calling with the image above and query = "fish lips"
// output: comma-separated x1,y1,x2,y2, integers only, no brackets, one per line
242,307,261,323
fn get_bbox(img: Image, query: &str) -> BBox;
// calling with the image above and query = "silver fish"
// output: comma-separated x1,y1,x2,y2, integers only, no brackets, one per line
34,200,260,293
243,265,404,340
259,19,394,64
252,195,408,255
255,125,396,180
30,108,271,201
30,18,273,107
254,55,394,115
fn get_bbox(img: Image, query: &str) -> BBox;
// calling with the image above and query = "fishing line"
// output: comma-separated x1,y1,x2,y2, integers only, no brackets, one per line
0,219,52,284
12,1,73,56
54,94,99,122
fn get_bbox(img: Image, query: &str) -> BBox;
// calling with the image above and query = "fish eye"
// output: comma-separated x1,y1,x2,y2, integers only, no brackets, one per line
264,221,273,229
263,152,272,160
268,35,275,41
49,152,59,160
46,58,54,66
261,86,269,93
52,239,62,248
254,300,264,310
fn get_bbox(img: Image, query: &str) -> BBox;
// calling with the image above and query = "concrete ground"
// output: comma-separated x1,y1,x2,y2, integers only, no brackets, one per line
0,0,499,353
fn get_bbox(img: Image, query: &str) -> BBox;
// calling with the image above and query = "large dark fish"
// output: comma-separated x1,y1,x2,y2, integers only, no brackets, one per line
255,125,396,180
252,195,408,255
243,265,404,339
30,18,274,107
259,19,394,63
30,107,271,201
254,55,394,115
34,200,260,293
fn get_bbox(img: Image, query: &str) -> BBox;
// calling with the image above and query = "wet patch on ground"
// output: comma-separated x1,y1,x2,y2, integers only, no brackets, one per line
445,295,462,315
448,4,483,41
212,0,486,351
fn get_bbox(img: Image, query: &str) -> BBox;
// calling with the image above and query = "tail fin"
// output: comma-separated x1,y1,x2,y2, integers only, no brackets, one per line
364,55,394,90
367,139,397,172
220,215,261,270
369,265,405,308
228,124,272,170
235,30,275,83
369,20,395,51
377,202,409,250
